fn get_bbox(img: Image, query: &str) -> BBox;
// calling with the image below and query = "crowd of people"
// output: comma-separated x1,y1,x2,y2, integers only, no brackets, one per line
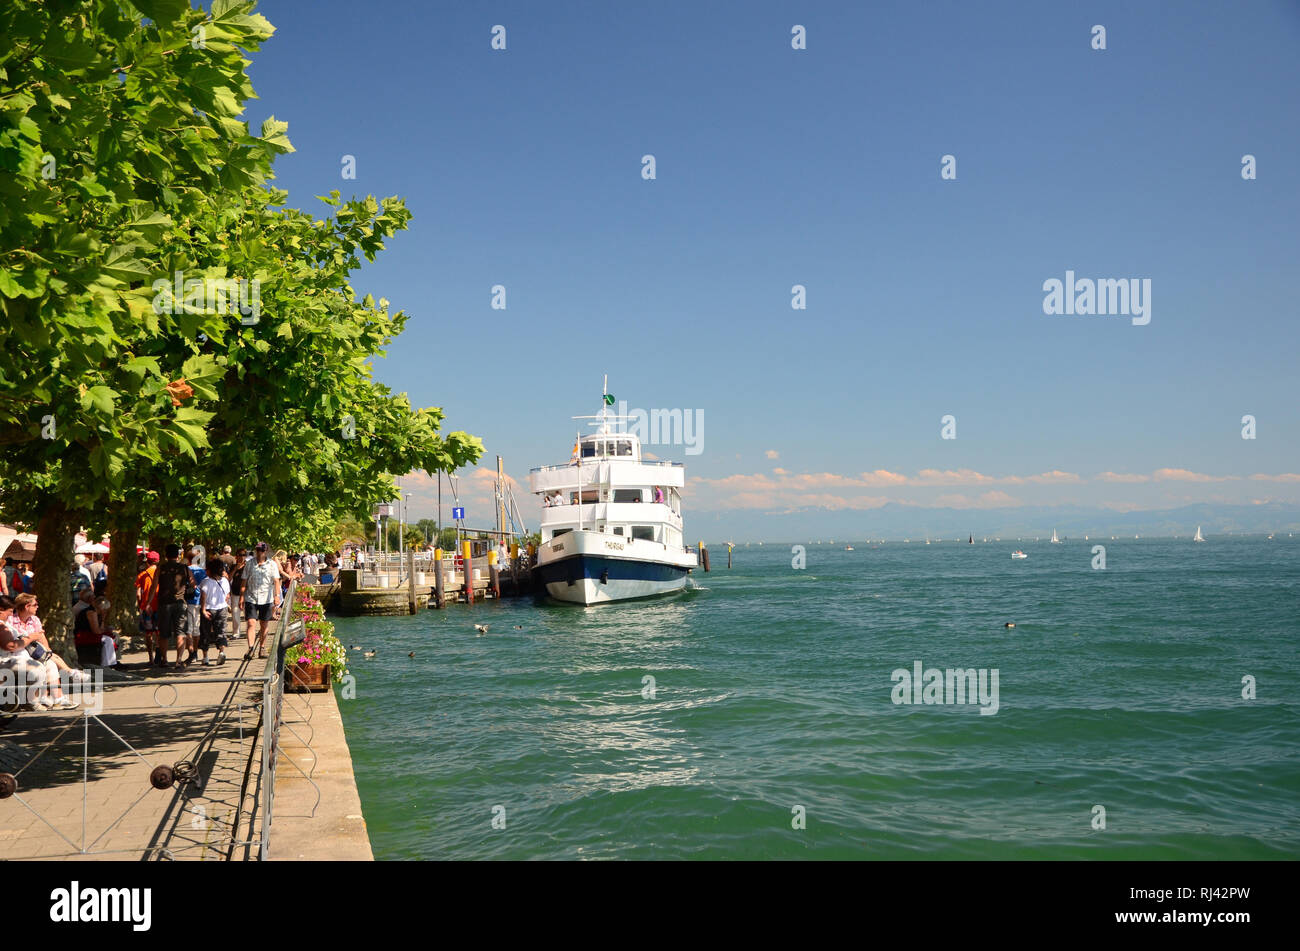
0,541,342,708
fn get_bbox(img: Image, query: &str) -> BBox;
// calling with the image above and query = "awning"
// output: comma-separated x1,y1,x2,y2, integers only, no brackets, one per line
0,526,38,560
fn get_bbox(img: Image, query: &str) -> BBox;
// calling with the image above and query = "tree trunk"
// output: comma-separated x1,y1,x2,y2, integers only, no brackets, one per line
33,501,75,660
107,514,141,640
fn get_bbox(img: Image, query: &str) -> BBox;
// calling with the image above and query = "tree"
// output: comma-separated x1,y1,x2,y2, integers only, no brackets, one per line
1,0,285,648
0,1,483,654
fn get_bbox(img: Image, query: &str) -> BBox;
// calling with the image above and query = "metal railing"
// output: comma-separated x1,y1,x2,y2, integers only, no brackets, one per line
0,580,315,861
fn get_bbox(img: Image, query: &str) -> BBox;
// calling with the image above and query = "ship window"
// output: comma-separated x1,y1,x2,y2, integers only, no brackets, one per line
613,489,643,503
613,527,624,535
615,441,633,456
552,528,571,538
631,526,655,542
581,444,597,458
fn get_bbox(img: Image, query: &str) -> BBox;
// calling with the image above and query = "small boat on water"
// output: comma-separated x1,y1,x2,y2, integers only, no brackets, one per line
844,545,854,551
1050,529,1061,544
1011,550,1028,560
529,383,697,605
1194,526,1205,543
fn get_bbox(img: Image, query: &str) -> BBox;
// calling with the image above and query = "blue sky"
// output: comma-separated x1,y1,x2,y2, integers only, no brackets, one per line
243,0,1300,530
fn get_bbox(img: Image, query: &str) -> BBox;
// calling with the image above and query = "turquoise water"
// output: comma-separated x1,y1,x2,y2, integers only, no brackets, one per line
331,537,1300,859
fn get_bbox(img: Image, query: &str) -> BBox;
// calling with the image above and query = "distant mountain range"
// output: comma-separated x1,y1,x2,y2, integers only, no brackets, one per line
699,502,1300,543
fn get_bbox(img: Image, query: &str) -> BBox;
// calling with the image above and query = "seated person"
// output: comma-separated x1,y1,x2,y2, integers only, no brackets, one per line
9,593,91,682
72,588,117,667
0,616,76,710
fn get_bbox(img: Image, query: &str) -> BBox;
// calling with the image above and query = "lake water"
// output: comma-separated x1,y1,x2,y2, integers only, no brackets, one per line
331,537,1299,859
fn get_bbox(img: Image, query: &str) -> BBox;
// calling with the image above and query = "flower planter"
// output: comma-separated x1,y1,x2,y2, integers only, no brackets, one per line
285,662,331,692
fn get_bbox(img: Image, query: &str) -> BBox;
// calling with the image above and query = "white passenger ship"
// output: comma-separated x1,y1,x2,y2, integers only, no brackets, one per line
528,393,698,605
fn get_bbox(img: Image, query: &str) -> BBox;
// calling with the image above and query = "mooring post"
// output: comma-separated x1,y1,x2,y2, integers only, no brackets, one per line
406,548,416,614
700,540,710,572
509,541,520,596
433,547,444,608
728,543,733,569
488,548,500,600
463,540,474,605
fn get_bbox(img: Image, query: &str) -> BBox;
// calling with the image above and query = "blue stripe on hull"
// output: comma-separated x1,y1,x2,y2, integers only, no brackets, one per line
534,554,688,588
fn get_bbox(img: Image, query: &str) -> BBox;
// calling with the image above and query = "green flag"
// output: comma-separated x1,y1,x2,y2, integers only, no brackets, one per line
603,394,616,405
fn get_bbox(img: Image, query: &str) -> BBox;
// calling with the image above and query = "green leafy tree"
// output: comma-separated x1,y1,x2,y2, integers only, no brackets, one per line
0,1,483,653
1,0,286,646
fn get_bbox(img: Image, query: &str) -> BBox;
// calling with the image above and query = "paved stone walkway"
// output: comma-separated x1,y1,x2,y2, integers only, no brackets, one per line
0,636,371,861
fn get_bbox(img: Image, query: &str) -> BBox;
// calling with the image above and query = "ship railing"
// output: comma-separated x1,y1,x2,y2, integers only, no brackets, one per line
529,460,685,474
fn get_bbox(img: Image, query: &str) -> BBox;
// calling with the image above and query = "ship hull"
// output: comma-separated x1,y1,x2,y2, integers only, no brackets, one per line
533,530,696,605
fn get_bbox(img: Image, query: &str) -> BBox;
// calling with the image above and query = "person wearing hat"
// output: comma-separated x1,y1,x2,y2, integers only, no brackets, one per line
239,542,281,660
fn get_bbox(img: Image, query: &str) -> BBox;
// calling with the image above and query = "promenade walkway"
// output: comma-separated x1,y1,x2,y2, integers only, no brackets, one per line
0,637,371,861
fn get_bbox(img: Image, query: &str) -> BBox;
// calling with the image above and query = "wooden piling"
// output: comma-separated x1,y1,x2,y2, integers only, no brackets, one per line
700,541,710,572
488,549,501,600
406,548,416,614
433,548,445,608
462,540,474,605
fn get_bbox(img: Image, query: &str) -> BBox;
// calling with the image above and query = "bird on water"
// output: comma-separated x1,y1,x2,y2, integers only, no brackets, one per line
474,624,490,635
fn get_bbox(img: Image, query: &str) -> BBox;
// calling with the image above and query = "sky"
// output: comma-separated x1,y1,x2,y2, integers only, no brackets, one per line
242,0,1300,538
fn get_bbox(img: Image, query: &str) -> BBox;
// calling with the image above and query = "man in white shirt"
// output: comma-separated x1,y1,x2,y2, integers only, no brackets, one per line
238,542,280,660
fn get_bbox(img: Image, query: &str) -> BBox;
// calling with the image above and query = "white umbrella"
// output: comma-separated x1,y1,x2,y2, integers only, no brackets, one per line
76,541,110,554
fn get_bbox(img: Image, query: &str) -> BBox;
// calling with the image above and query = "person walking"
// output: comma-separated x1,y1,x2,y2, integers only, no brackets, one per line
86,552,108,596
241,542,281,660
185,550,206,662
155,544,194,668
136,551,160,662
198,558,230,666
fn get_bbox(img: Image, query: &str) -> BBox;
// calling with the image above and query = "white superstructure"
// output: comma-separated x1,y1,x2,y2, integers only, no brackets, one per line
528,392,698,605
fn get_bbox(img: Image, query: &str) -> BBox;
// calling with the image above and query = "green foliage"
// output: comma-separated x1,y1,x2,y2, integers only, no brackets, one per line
0,0,483,556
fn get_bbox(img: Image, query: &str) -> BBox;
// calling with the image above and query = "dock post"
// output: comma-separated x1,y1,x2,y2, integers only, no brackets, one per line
433,548,445,608
406,548,416,614
463,540,474,605
488,549,500,600
728,543,732,569
509,541,520,596
700,540,710,572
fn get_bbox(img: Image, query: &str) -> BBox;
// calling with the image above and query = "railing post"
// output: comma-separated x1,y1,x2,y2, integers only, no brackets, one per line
258,579,294,860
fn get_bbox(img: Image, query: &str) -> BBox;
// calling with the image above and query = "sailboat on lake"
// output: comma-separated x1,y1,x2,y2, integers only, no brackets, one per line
1194,526,1205,543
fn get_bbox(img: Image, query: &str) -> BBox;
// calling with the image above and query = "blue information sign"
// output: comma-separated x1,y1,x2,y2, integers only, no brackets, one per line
452,507,465,520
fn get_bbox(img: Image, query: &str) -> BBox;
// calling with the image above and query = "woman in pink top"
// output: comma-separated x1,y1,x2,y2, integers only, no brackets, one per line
10,594,90,682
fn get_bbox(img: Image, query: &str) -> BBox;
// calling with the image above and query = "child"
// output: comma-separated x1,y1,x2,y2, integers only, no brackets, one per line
199,559,231,666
